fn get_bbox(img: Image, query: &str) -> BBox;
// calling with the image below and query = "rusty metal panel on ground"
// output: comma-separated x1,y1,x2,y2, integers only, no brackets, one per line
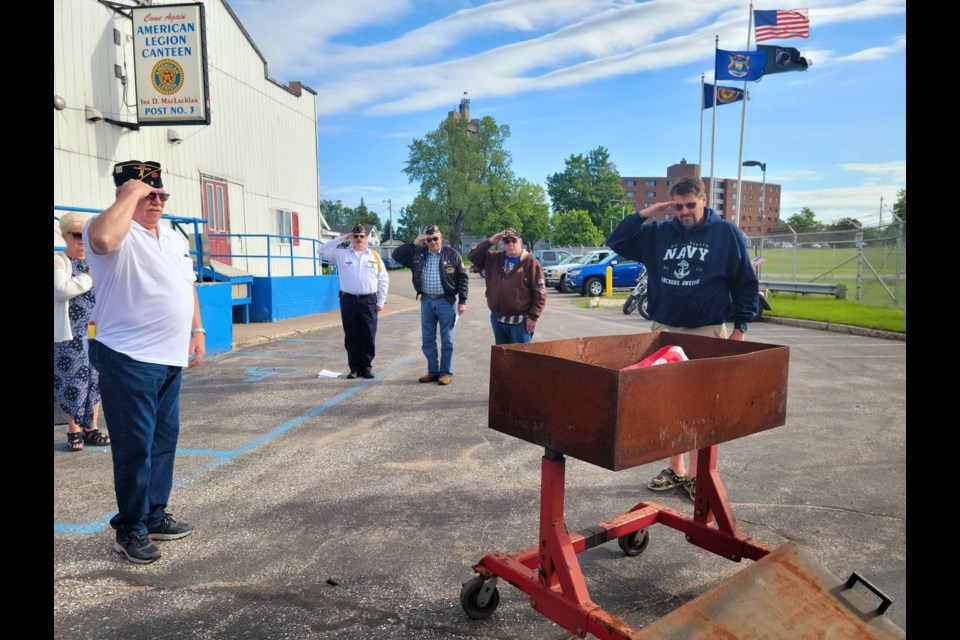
488,332,789,471
633,541,905,639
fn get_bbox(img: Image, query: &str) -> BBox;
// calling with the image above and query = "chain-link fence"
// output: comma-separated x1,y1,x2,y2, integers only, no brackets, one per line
749,219,906,309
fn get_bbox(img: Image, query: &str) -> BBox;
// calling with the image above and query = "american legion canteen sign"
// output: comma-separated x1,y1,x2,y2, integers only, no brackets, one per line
131,3,210,126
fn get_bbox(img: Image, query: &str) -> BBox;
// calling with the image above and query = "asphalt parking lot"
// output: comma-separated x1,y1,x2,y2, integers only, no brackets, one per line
54,273,906,639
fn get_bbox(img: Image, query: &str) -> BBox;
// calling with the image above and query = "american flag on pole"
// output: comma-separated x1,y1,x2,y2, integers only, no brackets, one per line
754,9,809,42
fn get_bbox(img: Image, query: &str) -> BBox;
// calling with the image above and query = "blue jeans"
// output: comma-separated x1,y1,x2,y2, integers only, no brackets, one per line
490,315,534,345
89,341,183,539
421,296,458,376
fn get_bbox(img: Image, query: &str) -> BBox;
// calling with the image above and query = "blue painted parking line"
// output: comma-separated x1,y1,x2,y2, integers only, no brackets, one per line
53,355,418,536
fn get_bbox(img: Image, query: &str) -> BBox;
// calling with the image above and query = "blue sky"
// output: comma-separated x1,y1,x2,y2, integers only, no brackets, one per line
227,0,906,226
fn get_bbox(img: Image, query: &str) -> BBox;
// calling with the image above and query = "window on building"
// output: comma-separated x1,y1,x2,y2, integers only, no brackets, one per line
276,209,293,244
645,191,656,198
666,180,673,187
645,180,657,186
645,203,654,209
626,191,635,197
731,204,737,211
730,181,737,189
731,193,737,200
625,180,636,186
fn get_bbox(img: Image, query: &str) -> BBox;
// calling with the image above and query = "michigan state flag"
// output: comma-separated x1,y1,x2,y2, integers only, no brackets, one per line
716,49,766,82
704,83,745,109
758,44,810,74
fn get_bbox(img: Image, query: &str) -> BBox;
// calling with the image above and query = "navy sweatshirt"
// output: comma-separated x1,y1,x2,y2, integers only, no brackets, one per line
607,208,758,328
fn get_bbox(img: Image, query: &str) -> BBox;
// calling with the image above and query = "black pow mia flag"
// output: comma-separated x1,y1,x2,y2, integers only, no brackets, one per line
757,45,810,75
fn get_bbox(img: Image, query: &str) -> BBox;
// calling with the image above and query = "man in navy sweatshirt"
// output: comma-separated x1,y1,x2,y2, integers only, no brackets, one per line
606,175,758,500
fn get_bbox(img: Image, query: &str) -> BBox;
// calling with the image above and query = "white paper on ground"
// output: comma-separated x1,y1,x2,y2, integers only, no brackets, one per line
317,369,342,378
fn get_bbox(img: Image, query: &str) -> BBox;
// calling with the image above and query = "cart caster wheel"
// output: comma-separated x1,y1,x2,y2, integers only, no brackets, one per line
460,576,500,620
618,528,649,557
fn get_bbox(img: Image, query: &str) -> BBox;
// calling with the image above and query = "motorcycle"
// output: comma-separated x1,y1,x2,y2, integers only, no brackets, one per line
622,257,771,321
622,267,651,319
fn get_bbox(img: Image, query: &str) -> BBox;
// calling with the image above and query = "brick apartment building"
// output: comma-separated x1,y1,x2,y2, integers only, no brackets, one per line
620,159,780,237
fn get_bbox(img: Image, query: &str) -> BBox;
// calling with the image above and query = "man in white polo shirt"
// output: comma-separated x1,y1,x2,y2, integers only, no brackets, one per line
85,160,205,564
318,223,389,379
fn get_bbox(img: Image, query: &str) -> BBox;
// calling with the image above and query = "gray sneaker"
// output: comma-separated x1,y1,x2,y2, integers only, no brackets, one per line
114,534,162,564
147,514,194,541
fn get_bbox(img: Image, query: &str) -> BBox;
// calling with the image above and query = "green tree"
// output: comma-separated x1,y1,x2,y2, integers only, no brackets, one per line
474,178,550,248
784,207,821,232
550,209,604,246
826,217,862,231
394,204,422,242
320,199,352,227
349,198,381,230
545,146,624,229
403,116,514,251
893,188,905,222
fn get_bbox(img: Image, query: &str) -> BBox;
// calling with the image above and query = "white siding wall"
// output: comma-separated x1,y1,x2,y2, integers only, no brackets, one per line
54,0,322,275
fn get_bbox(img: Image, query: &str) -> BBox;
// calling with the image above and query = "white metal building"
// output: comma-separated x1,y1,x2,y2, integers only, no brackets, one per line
53,0,326,276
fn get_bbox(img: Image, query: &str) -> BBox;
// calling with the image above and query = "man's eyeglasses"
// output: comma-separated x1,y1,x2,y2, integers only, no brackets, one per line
144,192,171,202
673,202,698,211
353,234,366,239
69,232,83,240
426,236,440,243
503,237,519,244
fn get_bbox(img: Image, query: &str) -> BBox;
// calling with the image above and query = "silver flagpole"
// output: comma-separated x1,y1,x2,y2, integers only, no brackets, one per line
698,73,705,179
733,1,755,227
709,36,718,208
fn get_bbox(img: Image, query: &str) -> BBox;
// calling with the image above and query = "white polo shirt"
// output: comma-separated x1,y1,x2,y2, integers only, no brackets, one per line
84,219,197,367
318,237,389,307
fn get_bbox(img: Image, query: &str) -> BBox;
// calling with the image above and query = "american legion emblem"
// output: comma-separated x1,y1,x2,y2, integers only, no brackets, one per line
152,59,185,95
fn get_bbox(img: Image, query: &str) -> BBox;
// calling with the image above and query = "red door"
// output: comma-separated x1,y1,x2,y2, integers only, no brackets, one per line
202,178,231,265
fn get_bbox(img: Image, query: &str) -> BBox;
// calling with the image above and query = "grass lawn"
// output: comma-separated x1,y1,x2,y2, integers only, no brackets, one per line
569,291,906,334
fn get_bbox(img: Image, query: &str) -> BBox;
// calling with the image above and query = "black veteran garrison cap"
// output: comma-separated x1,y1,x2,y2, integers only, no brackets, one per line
502,227,519,239
423,224,440,235
350,223,366,235
113,160,163,188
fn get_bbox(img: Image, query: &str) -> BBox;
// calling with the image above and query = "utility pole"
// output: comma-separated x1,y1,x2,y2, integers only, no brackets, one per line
383,199,393,242
879,195,884,227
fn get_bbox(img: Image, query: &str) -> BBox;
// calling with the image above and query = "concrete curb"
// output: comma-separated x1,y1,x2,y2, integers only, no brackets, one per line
589,296,906,342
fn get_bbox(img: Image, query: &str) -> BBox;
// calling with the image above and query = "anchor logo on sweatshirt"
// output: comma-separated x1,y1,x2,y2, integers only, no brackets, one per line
674,260,690,280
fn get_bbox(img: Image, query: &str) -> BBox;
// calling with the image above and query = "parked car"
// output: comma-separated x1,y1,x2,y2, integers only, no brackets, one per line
383,255,401,269
544,250,612,292
565,253,644,297
532,249,573,268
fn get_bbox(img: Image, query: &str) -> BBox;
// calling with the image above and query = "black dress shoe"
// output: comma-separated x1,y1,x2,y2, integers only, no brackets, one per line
361,369,375,379
347,370,359,379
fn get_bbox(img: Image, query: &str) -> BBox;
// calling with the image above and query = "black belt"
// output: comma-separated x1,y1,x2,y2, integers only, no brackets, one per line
340,291,375,299
423,293,448,299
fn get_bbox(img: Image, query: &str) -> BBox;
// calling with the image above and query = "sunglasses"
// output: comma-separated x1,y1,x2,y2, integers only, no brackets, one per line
503,237,519,244
426,236,440,243
673,202,698,211
69,232,83,240
353,234,366,239
144,192,171,202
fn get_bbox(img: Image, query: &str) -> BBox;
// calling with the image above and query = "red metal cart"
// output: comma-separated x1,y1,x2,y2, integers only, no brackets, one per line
461,333,904,639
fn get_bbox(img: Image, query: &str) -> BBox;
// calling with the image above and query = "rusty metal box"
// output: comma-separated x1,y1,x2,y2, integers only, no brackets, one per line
488,332,789,471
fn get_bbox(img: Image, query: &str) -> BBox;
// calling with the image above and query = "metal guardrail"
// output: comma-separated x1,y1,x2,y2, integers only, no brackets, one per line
760,280,847,299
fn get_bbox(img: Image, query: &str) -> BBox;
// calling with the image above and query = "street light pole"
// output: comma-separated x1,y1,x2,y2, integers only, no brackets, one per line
382,199,393,242
742,160,766,248
608,198,627,220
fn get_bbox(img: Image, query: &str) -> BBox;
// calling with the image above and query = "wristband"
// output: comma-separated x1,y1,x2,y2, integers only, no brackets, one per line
191,328,207,335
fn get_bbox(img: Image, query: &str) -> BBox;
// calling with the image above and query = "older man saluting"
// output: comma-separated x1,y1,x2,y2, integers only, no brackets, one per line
318,224,389,379
85,160,205,564
468,227,546,345
392,224,468,385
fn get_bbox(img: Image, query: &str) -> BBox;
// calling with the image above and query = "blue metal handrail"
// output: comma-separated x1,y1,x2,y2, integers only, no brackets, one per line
54,206,332,279
207,233,325,277
54,205,209,279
